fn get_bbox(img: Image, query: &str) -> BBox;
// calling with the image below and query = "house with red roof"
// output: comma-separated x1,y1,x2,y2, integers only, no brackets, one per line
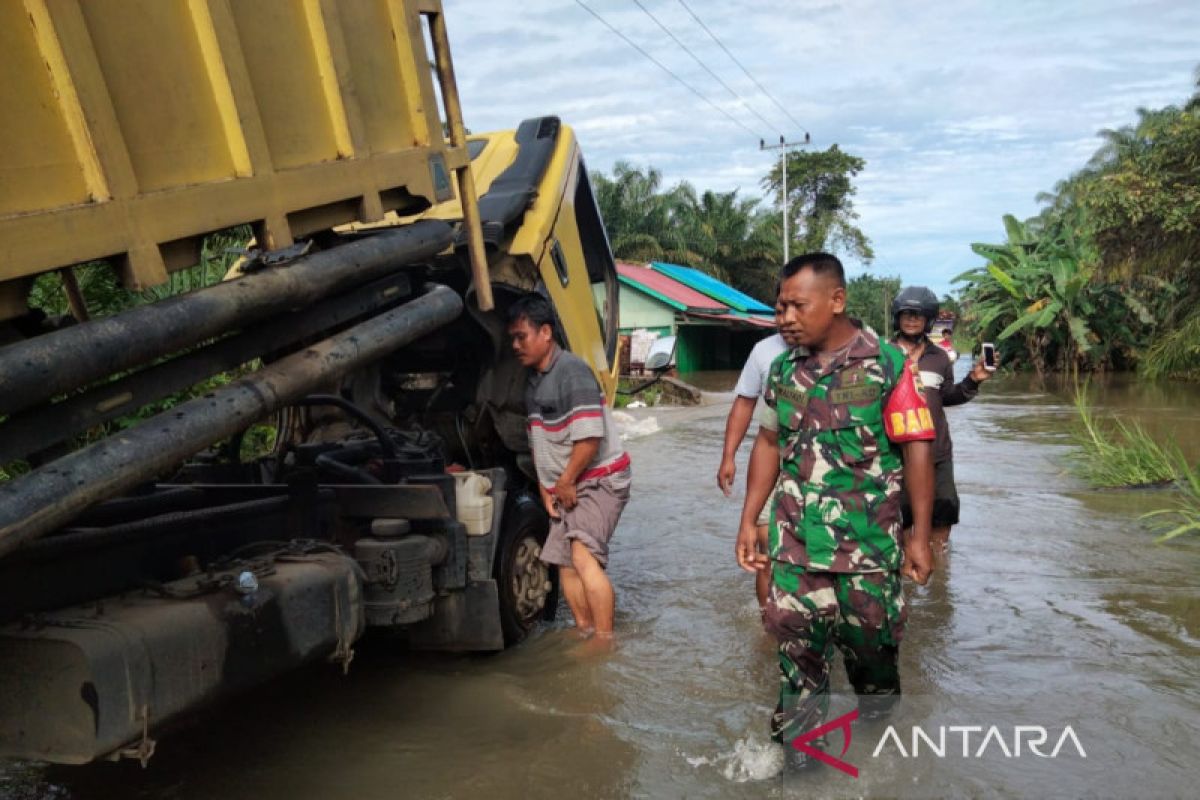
606,261,775,373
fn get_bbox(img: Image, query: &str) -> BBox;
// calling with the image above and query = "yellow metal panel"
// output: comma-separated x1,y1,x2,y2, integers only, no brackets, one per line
0,2,91,215
337,0,420,153
227,0,341,169
300,0,355,158
38,0,139,200
77,0,237,191
384,132,516,226
201,0,279,175
186,0,253,177
535,142,615,399
0,0,477,309
0,146,441,283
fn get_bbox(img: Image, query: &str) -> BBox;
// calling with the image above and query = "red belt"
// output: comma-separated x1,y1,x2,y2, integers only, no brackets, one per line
548,452,631,492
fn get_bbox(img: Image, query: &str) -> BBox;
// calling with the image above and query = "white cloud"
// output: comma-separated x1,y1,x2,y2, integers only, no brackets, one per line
442,0,1200,293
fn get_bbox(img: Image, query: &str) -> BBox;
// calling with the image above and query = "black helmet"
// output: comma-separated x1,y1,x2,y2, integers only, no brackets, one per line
892,286,939,333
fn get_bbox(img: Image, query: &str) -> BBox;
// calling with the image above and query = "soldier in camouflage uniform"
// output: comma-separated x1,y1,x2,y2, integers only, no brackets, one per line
736,253,935,750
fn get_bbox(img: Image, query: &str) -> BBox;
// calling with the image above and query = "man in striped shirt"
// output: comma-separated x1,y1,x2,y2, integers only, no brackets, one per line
507,293,632,638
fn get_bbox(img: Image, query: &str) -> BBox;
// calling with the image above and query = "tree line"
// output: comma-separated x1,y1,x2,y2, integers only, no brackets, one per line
592,145,874,305
955,67,1200,379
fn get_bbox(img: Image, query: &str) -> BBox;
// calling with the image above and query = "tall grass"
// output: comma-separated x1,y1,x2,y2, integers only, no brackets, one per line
1069,383,1200,542
1142,462,1200,542
1068,384,1181,487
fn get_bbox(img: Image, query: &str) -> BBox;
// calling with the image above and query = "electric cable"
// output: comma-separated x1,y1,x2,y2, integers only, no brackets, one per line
631,0,777,135
675,0,810,136
573,0,763,140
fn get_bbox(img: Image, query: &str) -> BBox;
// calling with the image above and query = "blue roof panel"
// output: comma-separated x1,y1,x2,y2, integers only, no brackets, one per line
649,262,775,314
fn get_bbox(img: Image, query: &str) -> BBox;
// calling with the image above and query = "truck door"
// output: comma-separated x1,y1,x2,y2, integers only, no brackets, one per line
538,151,620,399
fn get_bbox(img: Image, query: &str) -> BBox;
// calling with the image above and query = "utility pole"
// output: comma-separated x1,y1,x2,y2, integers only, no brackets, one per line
760,133,810,264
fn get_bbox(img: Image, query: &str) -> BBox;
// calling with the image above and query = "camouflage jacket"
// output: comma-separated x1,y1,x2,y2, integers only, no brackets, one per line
764,322,915,573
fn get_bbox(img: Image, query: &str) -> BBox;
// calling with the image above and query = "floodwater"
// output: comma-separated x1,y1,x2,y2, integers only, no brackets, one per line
5,364,1200,799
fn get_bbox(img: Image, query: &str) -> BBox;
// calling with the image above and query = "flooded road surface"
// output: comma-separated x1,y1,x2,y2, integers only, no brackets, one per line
5,367,1200,798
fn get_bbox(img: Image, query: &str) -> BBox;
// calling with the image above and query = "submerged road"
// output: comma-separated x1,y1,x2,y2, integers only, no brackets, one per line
5,368,1199,799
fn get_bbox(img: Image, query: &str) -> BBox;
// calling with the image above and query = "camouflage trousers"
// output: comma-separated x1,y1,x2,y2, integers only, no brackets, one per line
761,564,908,744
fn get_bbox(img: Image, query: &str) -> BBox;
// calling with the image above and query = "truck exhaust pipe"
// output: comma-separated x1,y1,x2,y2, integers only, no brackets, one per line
0,221,453,417
0,284,463,559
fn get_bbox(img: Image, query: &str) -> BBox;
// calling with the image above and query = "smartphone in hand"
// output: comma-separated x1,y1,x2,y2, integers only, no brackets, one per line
981,342,997,371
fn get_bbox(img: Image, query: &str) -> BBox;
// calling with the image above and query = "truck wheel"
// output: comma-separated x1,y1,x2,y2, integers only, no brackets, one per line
495,494,556,645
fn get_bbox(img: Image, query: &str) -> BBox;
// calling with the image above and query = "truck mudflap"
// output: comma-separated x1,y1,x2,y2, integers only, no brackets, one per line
0,549,363,765
406,580,505,652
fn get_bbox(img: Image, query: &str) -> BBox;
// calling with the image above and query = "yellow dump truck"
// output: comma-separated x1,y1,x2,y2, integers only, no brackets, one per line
0,0,620,765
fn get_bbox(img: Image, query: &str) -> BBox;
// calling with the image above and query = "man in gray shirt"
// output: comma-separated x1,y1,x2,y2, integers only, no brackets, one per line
507,293,631,638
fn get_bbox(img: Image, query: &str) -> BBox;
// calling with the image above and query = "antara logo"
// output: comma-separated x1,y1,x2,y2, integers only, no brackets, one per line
872,725,1088,759
791,712,1088,779
791,709,860,777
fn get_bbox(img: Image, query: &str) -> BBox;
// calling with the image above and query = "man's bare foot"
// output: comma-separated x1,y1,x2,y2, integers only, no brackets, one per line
577,632,616,658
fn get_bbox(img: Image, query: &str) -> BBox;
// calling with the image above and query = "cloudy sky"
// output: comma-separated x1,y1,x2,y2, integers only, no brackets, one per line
442,0,1198,294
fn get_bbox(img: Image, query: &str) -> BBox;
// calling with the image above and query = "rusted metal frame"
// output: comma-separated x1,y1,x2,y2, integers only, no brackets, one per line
422,7,492,311
0,274,411,464
0,221,452,417
57,267,89,322
19,496,291,560
0,283,464,559
331,484,452,520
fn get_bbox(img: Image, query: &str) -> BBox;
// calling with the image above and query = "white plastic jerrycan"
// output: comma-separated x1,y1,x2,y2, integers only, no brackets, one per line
453,471,493,536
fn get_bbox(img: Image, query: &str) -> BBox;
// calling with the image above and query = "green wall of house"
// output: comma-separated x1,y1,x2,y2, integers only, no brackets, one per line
602,281,769,374
600,283,677,332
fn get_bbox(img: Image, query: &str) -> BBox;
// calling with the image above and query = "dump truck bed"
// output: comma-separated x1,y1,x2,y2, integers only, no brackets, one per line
0,0,469,317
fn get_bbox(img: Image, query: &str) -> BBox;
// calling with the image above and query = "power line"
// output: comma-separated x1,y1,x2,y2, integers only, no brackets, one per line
675,0,809,136
572,0,762,140
630,0,776,136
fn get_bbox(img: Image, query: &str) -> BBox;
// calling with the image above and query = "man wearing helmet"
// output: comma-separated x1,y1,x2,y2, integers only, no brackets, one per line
891,286,995,552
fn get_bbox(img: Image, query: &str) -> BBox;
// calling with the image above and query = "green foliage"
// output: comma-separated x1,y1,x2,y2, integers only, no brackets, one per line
1141,306,1200,380
1068,384,1180,488
955,212,1145,375
614,379,663,408
28,226,251,320
239,423,279,462
1142,461,1200,542
845,273,901,336
761,144,874,263
1081,104,1200,279
953,70,1200,377
594,145,874,305
594,161,783,301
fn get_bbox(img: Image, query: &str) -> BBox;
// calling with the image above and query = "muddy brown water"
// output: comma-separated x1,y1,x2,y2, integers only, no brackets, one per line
4,365,1199,799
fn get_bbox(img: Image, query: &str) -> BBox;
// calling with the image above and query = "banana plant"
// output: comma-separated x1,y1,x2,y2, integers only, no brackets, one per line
955,213,1128,374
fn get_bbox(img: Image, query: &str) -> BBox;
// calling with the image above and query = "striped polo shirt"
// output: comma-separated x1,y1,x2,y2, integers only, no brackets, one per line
525,347,628,491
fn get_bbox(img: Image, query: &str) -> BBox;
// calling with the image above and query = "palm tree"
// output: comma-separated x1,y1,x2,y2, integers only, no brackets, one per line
593,164,783,301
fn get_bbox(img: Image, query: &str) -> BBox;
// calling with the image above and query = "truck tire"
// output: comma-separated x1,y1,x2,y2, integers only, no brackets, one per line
495,493,557,645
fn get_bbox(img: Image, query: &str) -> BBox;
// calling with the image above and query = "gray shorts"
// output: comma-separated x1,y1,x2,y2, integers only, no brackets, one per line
540,469,631,568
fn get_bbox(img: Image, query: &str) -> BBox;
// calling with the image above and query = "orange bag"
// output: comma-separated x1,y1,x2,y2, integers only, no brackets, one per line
884,360,936,442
